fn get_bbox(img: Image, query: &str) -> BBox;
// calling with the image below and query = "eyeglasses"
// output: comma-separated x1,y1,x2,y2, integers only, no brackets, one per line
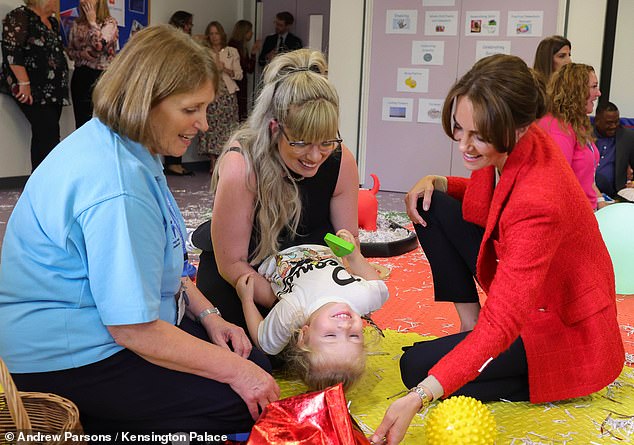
278,124,343,154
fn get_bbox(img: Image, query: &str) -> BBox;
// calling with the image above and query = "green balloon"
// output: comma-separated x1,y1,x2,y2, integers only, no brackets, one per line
595,203,634,294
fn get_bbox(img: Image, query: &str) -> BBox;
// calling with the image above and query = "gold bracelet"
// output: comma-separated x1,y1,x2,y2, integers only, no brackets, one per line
409,385,431,412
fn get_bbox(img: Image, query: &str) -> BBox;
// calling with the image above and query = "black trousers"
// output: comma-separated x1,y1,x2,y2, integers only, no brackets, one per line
17,101,62,172
71,65,102,129
406,191,530,401
414,190,484,303
400,331,530,402
11,318,271,435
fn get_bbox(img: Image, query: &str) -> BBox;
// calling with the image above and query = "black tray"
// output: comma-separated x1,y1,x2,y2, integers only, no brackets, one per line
360,223,418,258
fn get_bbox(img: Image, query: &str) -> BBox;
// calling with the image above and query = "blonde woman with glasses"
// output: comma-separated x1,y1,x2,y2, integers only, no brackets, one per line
192,49,361,344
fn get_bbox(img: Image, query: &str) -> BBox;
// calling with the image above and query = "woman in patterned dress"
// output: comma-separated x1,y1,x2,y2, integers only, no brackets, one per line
197,21,242,173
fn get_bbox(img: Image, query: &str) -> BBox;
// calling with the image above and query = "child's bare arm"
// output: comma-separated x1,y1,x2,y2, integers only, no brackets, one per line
336,229,381,281
236,273,264,350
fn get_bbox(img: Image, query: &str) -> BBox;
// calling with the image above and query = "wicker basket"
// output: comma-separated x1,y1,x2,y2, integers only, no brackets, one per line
0,357,83,444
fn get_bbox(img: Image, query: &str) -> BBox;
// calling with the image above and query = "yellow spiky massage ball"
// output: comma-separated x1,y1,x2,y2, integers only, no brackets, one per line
424,395,497,445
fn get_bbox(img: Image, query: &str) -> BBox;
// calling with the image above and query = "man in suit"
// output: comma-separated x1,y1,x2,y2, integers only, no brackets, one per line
594,101,634,200
258,11,303,67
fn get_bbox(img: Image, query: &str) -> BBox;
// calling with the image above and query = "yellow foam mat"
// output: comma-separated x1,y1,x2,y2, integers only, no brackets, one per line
275,329,634,444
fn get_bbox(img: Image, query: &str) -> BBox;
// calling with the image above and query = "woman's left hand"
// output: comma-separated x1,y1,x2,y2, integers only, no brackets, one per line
370,393,421,445
202,315,252,359
80,0,97,26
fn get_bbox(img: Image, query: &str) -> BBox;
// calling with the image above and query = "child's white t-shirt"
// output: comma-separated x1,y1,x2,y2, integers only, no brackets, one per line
257,244,389,355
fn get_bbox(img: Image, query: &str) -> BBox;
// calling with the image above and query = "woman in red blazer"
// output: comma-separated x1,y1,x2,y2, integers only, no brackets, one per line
371,54,624,445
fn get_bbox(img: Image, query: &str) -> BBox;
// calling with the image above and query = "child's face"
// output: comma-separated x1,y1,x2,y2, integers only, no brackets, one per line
302,302,364,357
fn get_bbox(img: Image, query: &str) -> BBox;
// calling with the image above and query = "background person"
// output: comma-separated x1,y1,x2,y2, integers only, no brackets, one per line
0,25,278,434
538,63,603,209
1,0,69,172
236,229,388,391
67,0,118,129
228,19,261,121
533,34,571,85
372,54,623,445
593,101,634,199
258,11,303,67
192,49,360,339
163,10,195,176
197,21,242,173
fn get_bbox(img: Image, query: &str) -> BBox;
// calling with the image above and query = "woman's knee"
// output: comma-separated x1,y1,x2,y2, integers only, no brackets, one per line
399,344,437,388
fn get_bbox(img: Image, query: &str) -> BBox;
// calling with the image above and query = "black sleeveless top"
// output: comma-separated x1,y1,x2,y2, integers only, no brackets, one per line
192,148,342,261
270,147,342,252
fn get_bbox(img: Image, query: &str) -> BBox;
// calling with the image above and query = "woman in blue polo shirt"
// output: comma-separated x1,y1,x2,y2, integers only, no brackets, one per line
0,25,279,434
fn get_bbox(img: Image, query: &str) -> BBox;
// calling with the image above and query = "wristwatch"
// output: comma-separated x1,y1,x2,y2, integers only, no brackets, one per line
409,385,431,412
197,307,221,323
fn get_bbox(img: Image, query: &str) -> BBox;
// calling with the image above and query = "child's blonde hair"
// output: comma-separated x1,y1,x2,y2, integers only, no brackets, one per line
283,329,366,391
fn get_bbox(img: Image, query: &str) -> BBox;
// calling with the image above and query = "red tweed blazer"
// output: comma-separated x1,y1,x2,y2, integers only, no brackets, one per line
429,123,624,403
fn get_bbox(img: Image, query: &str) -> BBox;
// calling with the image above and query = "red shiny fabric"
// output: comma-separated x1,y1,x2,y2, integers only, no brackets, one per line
246,384,369,445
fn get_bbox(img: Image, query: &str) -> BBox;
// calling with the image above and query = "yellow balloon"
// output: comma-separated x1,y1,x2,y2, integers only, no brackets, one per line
425,395,497,445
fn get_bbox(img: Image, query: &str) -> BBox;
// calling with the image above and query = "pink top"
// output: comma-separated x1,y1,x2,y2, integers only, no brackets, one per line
537,114,599,209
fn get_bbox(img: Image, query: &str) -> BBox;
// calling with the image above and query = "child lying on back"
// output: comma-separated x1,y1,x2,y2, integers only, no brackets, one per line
236,229,389,390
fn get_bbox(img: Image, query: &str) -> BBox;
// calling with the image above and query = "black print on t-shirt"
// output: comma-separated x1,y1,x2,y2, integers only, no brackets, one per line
278,258,360,295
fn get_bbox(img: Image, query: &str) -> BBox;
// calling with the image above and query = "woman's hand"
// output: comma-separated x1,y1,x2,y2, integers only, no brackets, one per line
251,39,262,56
229,360,280,420
202,314,252,359
80,0,97,26
404,175,445,227
370,392,422,445
14,83,32,104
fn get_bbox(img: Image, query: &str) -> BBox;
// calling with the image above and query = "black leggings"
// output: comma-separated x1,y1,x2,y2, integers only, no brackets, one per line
11,318,271,435
414,190,484,303
400,331,530,402
71,65,102,129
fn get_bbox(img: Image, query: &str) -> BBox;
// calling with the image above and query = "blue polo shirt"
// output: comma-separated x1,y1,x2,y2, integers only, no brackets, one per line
0,118,183,373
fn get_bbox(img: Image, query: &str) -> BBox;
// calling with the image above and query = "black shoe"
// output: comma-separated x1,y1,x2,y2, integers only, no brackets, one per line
164,166,193,176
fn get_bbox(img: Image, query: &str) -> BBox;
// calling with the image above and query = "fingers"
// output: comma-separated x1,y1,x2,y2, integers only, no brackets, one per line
248,379,280,420
335,229,354,243
370,418,392,445
404,193,425,227
421,187,434,213
231,329,252,358
246,400,260,421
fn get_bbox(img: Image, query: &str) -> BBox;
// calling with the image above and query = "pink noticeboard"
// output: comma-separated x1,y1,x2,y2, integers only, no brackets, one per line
363,0,559,192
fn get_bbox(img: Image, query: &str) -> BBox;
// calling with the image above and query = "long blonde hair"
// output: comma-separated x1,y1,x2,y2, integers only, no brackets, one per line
212,49,338,264
547,63,595,146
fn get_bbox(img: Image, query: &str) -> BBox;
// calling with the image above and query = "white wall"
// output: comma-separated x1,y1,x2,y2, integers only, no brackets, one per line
0,0,251,177
610,1,634,116
328,0,365,165
565,0,606,83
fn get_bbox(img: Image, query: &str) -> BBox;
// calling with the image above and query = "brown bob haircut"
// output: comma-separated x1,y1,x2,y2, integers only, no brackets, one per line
93,25,218,148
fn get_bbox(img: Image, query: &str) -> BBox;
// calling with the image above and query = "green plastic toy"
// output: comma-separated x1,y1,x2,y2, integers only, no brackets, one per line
324,233,355,257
